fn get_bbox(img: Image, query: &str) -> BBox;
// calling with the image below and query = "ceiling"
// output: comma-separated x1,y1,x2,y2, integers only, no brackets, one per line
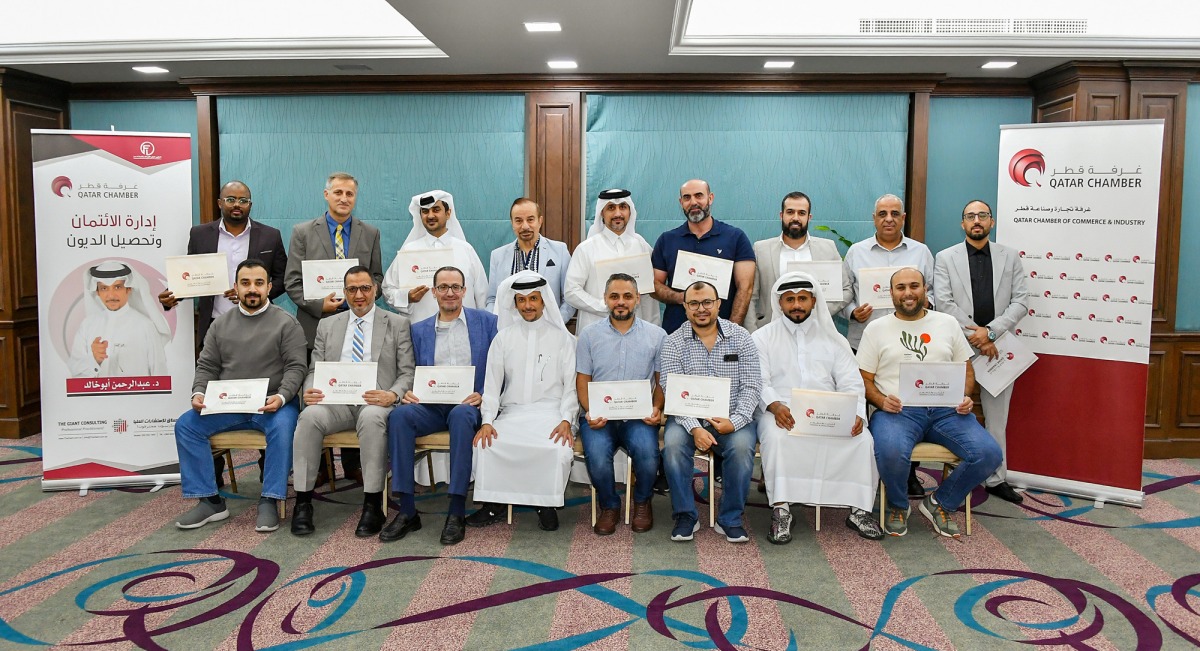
3,0,1199,85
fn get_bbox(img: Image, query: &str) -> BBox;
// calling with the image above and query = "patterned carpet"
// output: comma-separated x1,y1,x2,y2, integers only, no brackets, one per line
1,436,1198,650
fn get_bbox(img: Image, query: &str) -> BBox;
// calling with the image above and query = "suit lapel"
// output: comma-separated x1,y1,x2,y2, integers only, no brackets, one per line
247,220,263,255
954,244,974,307
327,312,349,360
991,245,1007,295
313,217,336,259
370,310,388,361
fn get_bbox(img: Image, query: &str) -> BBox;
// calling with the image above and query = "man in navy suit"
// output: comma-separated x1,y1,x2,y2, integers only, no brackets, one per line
381,265,498,545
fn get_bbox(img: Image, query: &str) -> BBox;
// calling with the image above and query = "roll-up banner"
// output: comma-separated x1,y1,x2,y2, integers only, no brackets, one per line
32,130,194,491
997,120,1163,507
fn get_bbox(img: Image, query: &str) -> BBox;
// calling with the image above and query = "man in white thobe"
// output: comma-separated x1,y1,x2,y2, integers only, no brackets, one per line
382,190,489,323
564,188,661,333
752,271,882,544
69,260,170,378
469,270,578,532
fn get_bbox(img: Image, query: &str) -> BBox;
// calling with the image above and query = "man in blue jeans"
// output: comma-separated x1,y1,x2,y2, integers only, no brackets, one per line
857,267,1002,539
174,259,308,533
660,281,762,543
576,273,667,535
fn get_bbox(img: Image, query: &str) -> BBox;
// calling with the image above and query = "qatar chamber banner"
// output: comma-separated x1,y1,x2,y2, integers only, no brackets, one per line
32,130,194,491
997,120,1163,507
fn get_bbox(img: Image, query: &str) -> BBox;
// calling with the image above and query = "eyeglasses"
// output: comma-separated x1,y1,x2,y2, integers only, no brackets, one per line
343,285,374,295
220,197,252,206
434,284,466,294
684,299,717,311
963,212,992,222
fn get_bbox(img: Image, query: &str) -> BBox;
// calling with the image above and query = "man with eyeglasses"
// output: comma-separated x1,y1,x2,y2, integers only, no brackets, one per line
660,281,761,543
486,197,574,323
381,266,497,545
290,266,415,538
933,200,1029,504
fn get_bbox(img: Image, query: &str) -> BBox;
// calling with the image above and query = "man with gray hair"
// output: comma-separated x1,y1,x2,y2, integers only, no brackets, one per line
70,260,170,377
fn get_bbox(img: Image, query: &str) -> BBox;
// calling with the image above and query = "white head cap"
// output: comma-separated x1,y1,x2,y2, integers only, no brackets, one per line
771,270,853,358
589,188,639,239
403,190,466,248
82,260,170,338
494,269,568,334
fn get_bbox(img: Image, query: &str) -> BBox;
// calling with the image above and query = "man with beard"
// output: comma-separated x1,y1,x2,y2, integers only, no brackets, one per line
749,192,852,330
933,200,1029,504
486,198,574,323
652,179,755,334
173,260,308,533
752,272,881,543
857,268,1001,539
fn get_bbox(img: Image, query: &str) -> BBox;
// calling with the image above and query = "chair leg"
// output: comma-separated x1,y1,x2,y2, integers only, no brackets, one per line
815,505,822,531
277,498,286,521
324,448,336,492
384,470,391,517
708,453,715,528
426,450,436,493
879,481,886,531
590,487,597,526
225,450,238,494
624,462,633,525
507,504,513,525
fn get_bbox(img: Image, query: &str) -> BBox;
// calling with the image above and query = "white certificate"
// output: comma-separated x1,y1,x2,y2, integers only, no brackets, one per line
595,253,655,294
665,374,731,420
784,260,843,299
312,362,377,405
671,251,734,299
302,258,359,301
972,332,1038,397
588,379,653,420
788,389,860,437
391,248,457,289
898,362,966,408
857,266,911,310
413,366,475,404
201,378,269,415
165,252,229,298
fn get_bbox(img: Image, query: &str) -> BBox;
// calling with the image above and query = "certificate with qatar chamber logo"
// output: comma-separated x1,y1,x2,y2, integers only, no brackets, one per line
665,374,731,420
165,252,229,298
857,265,910,310
313,362,377,405
302,258,359,300
413,366,475,404
898,362,965,408
788,389,859,437
670,251,733,299
588,379,653,420
201,378,269,415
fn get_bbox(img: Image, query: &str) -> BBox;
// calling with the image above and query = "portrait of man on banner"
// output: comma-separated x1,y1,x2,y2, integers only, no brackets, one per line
68,259,171,378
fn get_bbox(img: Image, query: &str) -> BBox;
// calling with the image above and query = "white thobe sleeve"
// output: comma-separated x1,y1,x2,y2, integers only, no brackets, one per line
381,253,410,311
558,336,579,426
830,346,868,420
480,335,506,425
563,245,607,317
752,329,784,410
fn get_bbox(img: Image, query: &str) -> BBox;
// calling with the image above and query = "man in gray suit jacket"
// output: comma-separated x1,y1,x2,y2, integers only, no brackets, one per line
934,199,1029,504
749,192,852,331
290,266,415,538
485,198,574,323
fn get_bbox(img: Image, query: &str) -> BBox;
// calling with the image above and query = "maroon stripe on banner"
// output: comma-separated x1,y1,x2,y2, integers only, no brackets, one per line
548,504,632,649
1008,355,1145,490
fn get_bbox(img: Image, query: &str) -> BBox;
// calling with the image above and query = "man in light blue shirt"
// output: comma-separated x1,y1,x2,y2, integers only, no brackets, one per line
486,198,574,323
576,273,666,535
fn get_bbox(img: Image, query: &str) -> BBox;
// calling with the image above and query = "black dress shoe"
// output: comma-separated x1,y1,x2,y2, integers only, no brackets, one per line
378,512,422,542
536,507,559,532
355,506,385,538
440,515,466,545
907,471,927,499
465,504,505,528
290,503,315,536
986,482,1025,504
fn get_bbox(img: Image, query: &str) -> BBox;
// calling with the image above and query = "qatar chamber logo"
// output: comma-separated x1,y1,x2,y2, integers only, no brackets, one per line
1133,255,1141,263
1057,311,1065,319
1128,339,1136,346
1019,251,1026,258
411,265,420,273
1047,251,1054,259
1009,148,1045,187
1117,315,1125,323
1041,331,1050,338
218,392,228,399
1119,275,1127,283
680,391,690,399
1100,336,1108,343
1089,314,1096,321
688,267,697,276
1043,291,1051,298
1028,309,1036,316
1102,294,1110,302
181,272,191,280
805,408,815,418
328,378,338,386
1105,254,1114,262
51,175,73,197
316,275,325,283
1059,273,1068,280
427,379,437,387
1006,352,1015,360
603,396,613,403
914,379,924,388
873,283,882,292
1071,334,1079,341
1075,253,1084,260
1030,271,1038,278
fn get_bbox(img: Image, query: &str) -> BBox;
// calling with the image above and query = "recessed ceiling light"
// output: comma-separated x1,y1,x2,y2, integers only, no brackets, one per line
524,22,562,32
547,60,577,69
763,60,795,69
982,61,1018,69
132,66,169,74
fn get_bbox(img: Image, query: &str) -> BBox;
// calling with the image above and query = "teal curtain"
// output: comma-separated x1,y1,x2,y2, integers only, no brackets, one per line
1177,84,1200,330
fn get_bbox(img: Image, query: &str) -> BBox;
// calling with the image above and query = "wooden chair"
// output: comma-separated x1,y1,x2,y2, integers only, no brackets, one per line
878,442,972,535
209,430,285,520
412,431,451,494
319,430,390,516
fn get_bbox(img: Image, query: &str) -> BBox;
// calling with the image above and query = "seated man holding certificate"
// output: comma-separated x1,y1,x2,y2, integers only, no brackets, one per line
576,272,667,535
661,281,762,543
290,265,415,538
381,266,497,545
174,259,308,533
857,268,1001,539
752,272,882,544
470,271,578,533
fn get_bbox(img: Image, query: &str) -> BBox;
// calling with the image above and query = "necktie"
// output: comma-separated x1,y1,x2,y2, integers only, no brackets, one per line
334,224,346,260
351,317,365,362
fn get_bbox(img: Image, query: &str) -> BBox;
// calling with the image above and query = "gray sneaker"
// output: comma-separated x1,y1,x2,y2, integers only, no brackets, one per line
918,494,960,538
176,499,228,529
768,507,793,545
883,505,909,537
846,507,884,540
255,498,280,533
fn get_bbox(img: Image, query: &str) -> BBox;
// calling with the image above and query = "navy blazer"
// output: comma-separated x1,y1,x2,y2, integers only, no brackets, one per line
410,307,497,394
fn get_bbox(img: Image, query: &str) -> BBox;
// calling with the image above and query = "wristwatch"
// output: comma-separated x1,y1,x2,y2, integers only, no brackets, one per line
986,327,998,342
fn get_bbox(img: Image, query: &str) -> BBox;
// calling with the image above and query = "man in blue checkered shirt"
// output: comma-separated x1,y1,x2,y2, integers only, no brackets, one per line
660,280,762,543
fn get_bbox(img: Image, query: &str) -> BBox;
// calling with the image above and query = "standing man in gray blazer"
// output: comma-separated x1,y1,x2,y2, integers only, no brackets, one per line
285,172,385,482
934,199,1029,504
290,265,415,538
485,198,574,323
749,191,852,331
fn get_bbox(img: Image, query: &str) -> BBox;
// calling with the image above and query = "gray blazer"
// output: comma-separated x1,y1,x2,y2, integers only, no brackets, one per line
933,240,1029,340
303,308,415,397
485,237,575,322
749,236,852,330
284,215,384,347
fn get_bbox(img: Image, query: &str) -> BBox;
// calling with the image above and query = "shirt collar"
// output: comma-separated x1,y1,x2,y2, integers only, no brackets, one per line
350,304,376,323
781,314,814,336
423,232,453,247
605,315,639,335
871,235,910,252
218,219,252,238
325,212,352,231
967,240,991,257
779,234,809,251
688,317,727,340
436,309,468,328
238,303,270,317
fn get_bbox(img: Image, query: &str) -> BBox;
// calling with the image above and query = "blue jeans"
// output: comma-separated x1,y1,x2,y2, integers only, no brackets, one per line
388,403,480,498
175,400,299,501
662,419,757,529
579,416,660,509
870,406,1002,511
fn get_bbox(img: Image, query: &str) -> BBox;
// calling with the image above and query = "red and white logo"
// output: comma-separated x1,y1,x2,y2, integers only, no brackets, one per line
218,392,228,399
1015,328,1023,335
1128,339,1136,346
1008,148,1045,187
316,275,325,283
603,396,613,403
1130,295,1138,303
1119,276,1127,283
1030,271,1038,278
139,141,155,156
805,408,815,418
328,378,337,386
1041,331,1050,338
1043,291,1051,298
1088,314,1096,321
1133,255,1141,263
182,272,191,280
1100,336,1108,343
427,379,437,387
51,175,72,197
914,379,924,388
1075,253,1083,260
411,265,420,273
1019,251,1026,258
1073,292,1082,299
1006,352,1015,360
688,267,697,276
1071,334,1079,341
1057,312,1065,319
1047,251,1054,259
1090,274,1098,281
680,391,690,399
873,283,882,292
1117,315,1125,323
1105,254,1113,262
1028,309,1036,316
1059,273,1068,280
1102,294,1110,302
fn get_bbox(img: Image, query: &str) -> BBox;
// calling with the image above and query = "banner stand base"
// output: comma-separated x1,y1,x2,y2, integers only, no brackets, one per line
43,473,181,494
1008,471,1143,508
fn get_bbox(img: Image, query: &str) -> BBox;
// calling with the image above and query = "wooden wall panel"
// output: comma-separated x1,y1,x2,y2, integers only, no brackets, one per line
524,92,581,249
1145,335,1200,458
1145,348,1165,432
196,95,219,225
1180,350,1200,428
905,92,930,242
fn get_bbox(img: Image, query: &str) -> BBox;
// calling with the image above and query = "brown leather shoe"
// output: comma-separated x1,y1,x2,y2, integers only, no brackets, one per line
594,507,619,535
631,500,653,533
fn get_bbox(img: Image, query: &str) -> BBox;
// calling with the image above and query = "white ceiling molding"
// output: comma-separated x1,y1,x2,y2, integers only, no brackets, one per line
0,37,444,65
